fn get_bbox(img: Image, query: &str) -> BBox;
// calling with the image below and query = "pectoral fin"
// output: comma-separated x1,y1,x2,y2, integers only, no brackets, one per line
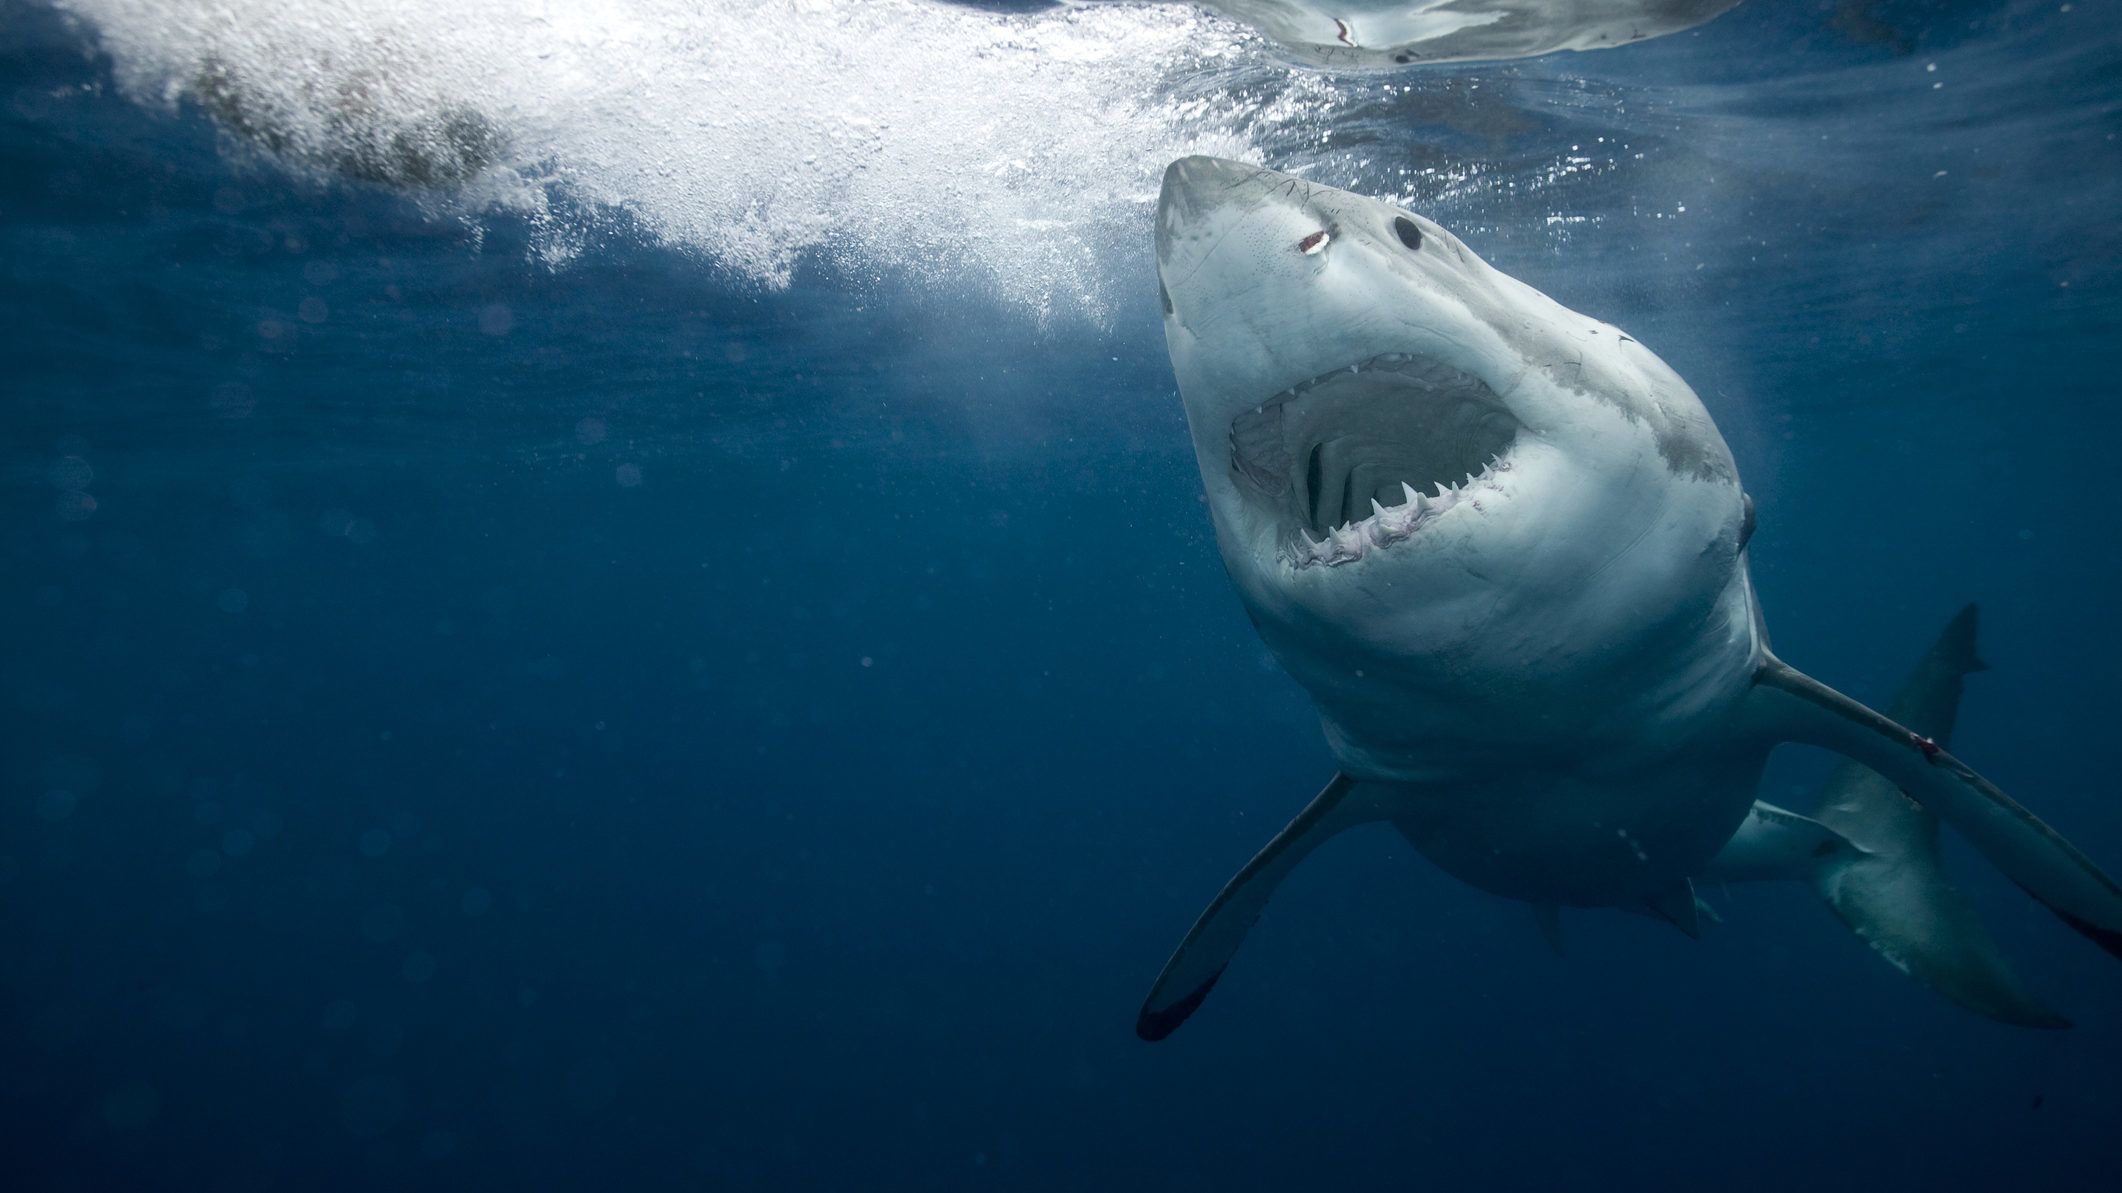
1136,774,1385,1041
1747,654,2122,964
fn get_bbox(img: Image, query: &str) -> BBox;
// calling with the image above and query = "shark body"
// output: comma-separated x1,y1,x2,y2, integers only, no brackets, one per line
1138,156,2122,1039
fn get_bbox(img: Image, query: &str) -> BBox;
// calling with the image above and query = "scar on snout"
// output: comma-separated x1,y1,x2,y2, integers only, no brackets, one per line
1297,230,1330,255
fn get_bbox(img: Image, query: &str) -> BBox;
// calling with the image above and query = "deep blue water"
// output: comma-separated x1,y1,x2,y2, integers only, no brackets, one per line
5,1,2121,1189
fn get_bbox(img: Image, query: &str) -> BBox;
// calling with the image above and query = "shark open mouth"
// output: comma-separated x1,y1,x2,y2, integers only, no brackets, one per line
1228,353,1519,569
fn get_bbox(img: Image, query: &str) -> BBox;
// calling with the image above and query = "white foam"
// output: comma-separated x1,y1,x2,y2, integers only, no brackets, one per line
58,0,1344,322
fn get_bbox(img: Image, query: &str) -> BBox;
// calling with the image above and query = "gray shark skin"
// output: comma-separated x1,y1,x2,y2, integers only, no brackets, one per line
1137,156,2122,1041
1121,1,1739,68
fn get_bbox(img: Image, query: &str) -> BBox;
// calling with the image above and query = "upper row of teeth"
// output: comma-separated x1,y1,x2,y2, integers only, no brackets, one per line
1270,353,1434,402
1292,454,1508,569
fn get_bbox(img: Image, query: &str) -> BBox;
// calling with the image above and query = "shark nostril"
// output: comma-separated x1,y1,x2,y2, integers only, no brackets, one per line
1159,280,1173,316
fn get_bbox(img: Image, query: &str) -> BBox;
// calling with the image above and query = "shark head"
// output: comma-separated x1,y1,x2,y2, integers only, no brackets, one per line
1156,157,1753,772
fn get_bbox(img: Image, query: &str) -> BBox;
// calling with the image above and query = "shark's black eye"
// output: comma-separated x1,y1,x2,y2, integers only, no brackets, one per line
1159,280,1173,316
1392,216,1422,252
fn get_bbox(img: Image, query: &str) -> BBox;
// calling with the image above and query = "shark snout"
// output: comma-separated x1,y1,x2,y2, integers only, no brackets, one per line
1158,155,1270,207
1156,156,1296,285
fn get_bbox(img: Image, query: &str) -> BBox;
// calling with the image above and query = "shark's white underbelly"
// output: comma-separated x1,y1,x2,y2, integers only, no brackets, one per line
1288,583,1767,905
1377,745,1769,904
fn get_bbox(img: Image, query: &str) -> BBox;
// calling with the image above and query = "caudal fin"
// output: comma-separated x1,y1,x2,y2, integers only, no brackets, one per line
1811,604,2066,1026
1725,605,2075,1027
1817,847,2069,1027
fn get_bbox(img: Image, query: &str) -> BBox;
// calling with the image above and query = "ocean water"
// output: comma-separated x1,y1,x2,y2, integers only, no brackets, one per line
4,0,2120,1188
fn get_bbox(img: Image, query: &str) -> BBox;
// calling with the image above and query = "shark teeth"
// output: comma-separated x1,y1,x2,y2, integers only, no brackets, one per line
1227,351,1513,508
1289,453,1506,571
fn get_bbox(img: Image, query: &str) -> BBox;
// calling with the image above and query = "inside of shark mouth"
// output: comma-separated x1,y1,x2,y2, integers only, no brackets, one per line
1228,353,1520,568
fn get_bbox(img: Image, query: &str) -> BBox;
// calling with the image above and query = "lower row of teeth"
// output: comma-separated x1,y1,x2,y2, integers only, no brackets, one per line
1292,455,1507,568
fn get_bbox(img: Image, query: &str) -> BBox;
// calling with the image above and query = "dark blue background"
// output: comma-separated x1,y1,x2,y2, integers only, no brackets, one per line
5,1,2119,1189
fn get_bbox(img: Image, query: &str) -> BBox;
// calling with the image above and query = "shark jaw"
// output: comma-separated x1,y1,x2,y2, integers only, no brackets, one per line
1148,153,1606,610
1226,350,1521,570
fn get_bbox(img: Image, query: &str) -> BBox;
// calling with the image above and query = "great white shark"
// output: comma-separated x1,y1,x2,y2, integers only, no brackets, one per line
1138,156,2122,1040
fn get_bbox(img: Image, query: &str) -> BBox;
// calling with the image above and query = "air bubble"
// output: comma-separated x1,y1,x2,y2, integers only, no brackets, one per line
340,1075,406,1137
47,455,92,490
100,1080,161,1130
362,904,405,943
58,0,1329,322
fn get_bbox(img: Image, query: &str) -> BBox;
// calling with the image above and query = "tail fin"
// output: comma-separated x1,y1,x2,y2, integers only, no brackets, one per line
1807,602,2071,1023
1808,604,2066,1027
1713,605,2071,1027
1814,602,1982,857
1815,844,2068,1027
